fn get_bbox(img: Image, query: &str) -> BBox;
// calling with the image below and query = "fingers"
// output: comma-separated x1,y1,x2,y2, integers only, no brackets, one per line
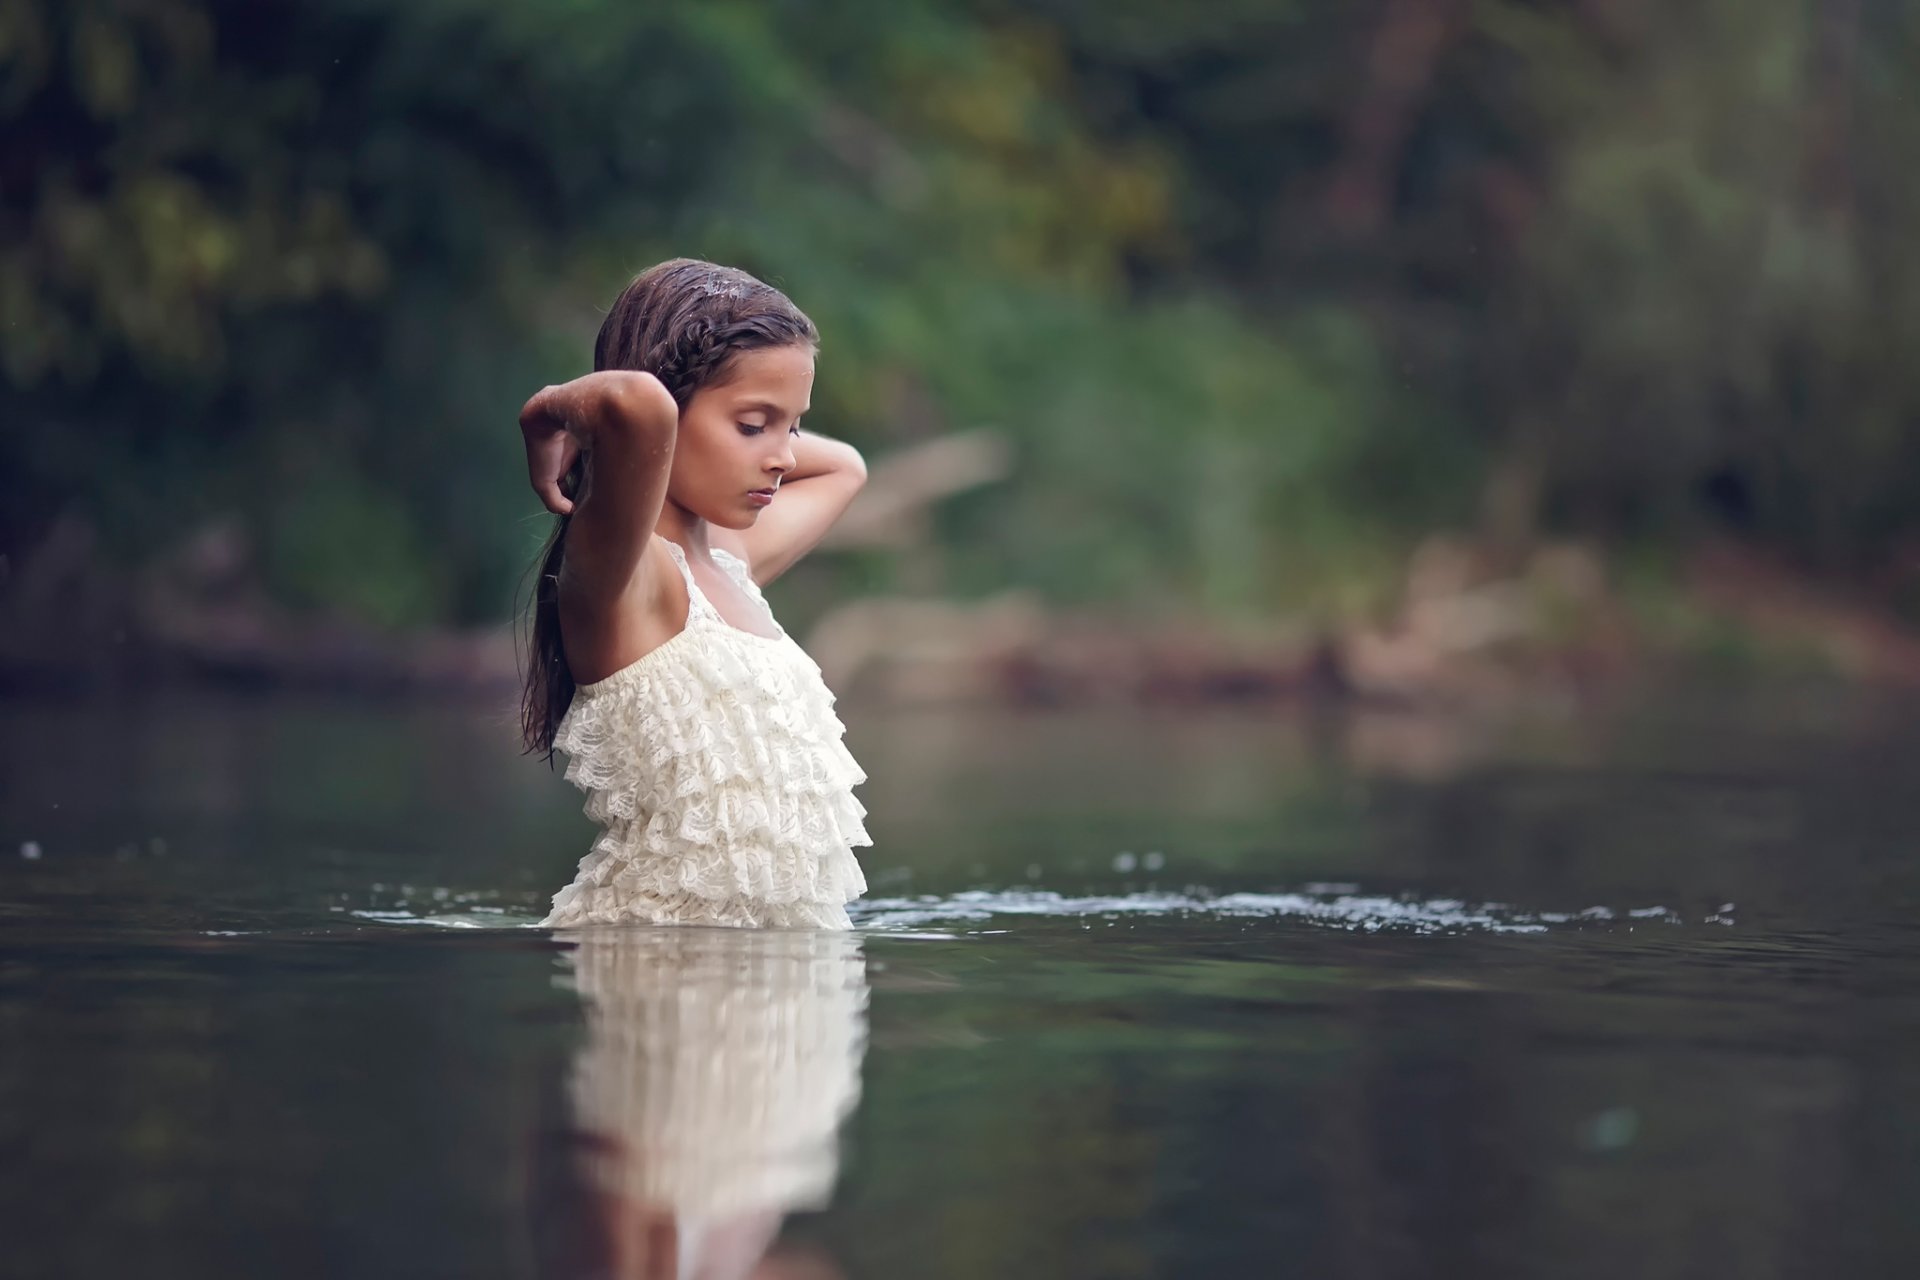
523,384,581,515
518,385,561,436
528,448,576,515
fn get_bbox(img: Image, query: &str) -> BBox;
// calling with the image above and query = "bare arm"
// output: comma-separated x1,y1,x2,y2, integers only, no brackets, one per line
719,429,868,586
520,371,679,604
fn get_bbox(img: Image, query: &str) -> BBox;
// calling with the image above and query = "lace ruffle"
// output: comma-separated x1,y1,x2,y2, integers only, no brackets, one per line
555,633,864,826
547,886,855,930
542,805,869,929
542,617,871,930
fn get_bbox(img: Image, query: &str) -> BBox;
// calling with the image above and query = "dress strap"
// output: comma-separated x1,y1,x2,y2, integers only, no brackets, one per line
711,547,785,637
658,539,722,624
710,547,766,604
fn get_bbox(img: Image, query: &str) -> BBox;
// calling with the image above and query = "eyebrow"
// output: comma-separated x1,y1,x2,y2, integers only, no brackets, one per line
732,399,809,420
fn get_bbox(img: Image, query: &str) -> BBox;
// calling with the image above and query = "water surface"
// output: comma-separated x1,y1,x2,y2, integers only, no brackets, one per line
5,691,1919,1278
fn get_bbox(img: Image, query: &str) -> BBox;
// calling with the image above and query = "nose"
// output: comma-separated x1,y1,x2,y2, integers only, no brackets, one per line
770,437,796,476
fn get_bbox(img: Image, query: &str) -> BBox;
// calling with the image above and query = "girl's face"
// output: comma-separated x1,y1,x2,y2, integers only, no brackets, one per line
667,343,814,530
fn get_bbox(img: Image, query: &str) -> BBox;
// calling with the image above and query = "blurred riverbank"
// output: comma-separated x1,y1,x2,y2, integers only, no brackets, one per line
10,511,1919,712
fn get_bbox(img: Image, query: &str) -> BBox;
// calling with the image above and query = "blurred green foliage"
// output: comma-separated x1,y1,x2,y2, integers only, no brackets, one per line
6,0,1920,629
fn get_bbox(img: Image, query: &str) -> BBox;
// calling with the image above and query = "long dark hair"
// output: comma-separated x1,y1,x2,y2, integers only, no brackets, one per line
517,259,818,762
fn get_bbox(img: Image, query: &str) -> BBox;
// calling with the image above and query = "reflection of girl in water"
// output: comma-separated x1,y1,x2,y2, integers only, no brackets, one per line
526,928,868,1280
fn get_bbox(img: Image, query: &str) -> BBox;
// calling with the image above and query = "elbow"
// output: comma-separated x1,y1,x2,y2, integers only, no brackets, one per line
597,372,679,442
841,442,870,486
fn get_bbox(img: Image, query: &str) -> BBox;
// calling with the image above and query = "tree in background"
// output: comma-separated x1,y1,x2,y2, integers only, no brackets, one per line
7,0,1920,648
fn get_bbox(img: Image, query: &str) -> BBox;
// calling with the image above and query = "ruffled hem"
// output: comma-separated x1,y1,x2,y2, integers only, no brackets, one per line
541,883,858,930
545,818,869,919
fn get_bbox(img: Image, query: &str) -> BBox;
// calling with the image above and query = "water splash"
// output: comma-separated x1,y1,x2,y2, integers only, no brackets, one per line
848,889,1718,935
323,884,1729,937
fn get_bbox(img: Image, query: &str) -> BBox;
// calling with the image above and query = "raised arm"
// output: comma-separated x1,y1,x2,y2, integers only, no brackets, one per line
720,428,868,586
520,371,679,604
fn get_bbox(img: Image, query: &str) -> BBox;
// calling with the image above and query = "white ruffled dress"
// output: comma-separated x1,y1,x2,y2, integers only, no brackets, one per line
541,538,870,930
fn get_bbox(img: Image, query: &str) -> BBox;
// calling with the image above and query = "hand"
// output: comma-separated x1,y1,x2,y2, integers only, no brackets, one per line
520,385,583,515
521,372,678,516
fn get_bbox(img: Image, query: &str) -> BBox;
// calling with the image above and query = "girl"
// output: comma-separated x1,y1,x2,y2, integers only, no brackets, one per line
518,259,872,929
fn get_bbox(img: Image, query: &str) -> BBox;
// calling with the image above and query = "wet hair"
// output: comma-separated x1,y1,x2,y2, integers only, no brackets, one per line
517,259,818,761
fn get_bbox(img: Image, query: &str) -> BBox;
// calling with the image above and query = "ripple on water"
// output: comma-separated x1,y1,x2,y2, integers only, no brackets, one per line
848,889,1726,934
317,886,1731,937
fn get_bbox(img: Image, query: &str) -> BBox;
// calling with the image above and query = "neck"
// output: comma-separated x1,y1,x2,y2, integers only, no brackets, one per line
654,500,713,560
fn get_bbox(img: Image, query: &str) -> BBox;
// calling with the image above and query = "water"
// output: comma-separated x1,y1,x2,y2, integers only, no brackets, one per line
5,690,1920,1278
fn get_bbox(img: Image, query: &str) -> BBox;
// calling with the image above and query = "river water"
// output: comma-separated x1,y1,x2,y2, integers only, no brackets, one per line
5,690,1918,1278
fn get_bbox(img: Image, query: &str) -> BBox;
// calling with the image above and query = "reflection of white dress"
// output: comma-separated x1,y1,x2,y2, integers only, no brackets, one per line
553,926,869,1227
542,539,871,929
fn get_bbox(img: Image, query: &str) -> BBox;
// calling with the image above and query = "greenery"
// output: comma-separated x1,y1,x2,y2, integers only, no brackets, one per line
7,0,1920,635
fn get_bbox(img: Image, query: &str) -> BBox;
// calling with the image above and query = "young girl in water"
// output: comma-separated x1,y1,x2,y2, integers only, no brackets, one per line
517,259,872,930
